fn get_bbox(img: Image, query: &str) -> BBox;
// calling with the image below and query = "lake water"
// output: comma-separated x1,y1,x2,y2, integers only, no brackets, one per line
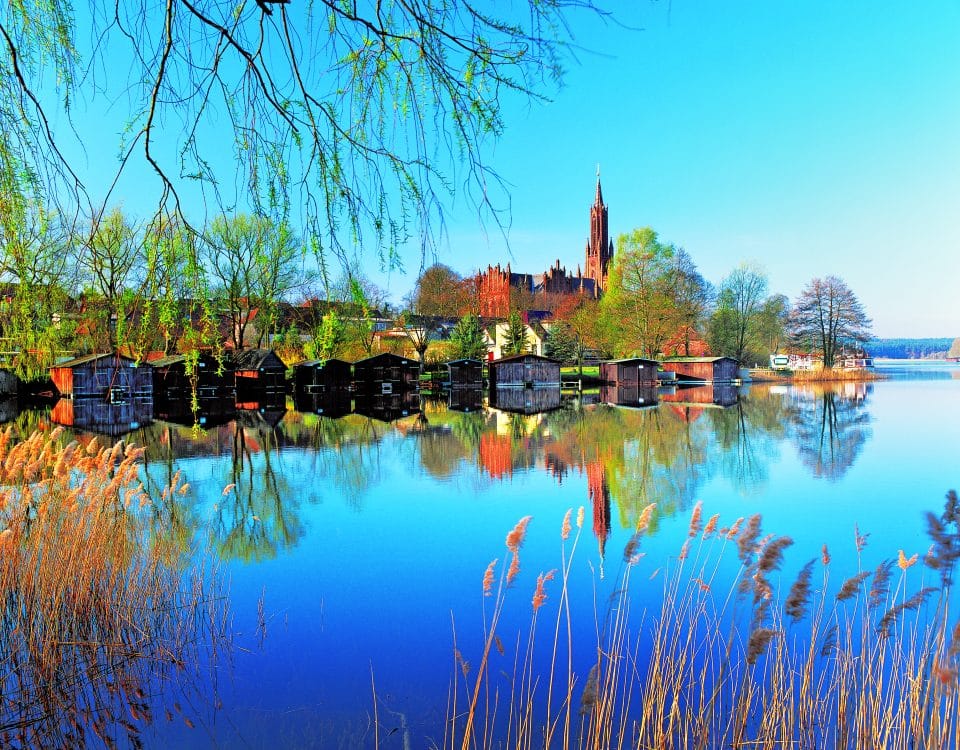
6,361,960,747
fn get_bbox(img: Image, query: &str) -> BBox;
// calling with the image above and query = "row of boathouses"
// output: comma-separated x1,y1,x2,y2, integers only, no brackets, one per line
47,351,743,405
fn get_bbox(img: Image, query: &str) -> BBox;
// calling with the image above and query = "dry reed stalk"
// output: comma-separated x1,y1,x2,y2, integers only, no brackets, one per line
0,429,231,747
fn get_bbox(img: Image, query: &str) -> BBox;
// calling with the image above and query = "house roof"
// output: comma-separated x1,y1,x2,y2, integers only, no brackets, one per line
604,357,661,366
233,348,285,370
661,357,736,364
490,353,560,365
354,352,416,367
52,352,135,369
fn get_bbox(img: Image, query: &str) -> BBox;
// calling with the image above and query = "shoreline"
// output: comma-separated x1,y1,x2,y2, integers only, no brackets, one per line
748,368,887,383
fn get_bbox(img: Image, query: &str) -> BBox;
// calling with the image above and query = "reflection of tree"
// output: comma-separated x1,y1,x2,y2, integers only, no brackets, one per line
211,423,304,562
708,393,791,493
790,384,872,480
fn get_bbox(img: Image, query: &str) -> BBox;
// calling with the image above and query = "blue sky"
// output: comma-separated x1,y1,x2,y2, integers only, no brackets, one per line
44,1,960,337
395,1,959,338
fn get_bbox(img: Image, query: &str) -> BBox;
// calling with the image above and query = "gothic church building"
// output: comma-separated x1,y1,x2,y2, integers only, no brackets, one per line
476,177,614,318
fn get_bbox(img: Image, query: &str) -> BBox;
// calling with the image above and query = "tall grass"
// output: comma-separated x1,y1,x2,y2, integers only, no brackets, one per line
0,428,230,748
447,493,960,749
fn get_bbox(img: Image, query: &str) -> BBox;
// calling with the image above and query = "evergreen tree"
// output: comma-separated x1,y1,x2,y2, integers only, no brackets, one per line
544,323,577,364
502,311,529,356
450,314,488,360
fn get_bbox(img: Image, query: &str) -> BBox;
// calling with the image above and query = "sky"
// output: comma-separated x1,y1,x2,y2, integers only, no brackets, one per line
36,1,960,338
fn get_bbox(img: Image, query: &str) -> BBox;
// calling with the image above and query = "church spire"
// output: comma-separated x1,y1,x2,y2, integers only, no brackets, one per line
595,164,603,205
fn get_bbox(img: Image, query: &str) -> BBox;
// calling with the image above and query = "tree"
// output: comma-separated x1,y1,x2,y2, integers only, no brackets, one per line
204,214,305,350
668,248,713,356
304,310,345,362
788,276,872,368
599,227,679,358
752,294,789,362
706,263,769,364
2,2,607,274
449,314,488,361
77,207,143,349
410,264,469,319
502,311,529,356
543,323,578,364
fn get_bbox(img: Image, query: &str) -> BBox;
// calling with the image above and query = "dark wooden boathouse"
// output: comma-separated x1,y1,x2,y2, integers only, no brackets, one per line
50,353,153,405
661,356,739,383
446,359,484,389
293,358,353,396
233,349,287,403
600,358,660,386
488,354,560,388
150,353,236,424
352,353,419,395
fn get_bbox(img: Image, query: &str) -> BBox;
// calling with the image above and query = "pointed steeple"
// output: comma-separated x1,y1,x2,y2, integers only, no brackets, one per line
595,164,603,206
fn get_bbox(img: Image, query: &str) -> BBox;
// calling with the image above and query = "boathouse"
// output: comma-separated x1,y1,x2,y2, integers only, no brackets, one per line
150,353,236,425
660,356,739,383
50,353,153,405
292,358,353,396
233,349,287,402
488,354,560,389
599,357,660,386
352,353,419,396
446,358,484,388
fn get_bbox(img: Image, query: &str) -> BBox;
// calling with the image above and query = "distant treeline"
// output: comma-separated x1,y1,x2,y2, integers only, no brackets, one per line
864,338,952,359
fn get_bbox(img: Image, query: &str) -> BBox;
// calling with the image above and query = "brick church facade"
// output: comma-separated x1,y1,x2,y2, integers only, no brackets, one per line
476,177,615,318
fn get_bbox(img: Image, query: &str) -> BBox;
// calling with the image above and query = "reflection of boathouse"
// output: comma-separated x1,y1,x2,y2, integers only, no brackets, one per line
51,397,153,436
293,358,352,396
600,358,659,386
488,354,560,388
448,388,484,412
353,391,420,422
353,353,420,395
446,358,484,388
661,357,739,383
233,349,287,402
660,383,739,408
600,384,658,409
490,386,561,415
292,391,353,418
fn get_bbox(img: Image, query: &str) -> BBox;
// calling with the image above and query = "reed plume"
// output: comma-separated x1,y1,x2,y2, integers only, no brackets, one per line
784,559,815,622
836,571,871,601
737,514,762,561
687,500,703,537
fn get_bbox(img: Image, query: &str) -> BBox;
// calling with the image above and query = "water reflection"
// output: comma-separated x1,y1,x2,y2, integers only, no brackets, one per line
788,382,872,480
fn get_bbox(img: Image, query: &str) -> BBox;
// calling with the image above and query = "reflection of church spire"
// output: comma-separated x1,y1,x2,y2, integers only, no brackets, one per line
587,460,611,576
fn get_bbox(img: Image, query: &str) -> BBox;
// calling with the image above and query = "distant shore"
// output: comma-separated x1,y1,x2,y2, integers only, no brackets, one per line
748,367,886,383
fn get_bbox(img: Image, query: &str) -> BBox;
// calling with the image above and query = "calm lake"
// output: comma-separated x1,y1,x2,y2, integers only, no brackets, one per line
6,360,960,747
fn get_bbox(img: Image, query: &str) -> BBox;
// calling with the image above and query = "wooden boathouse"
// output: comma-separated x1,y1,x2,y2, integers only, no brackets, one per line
293,358,353,396
446,358,484,389
233,349,287,402
50,353,153,405
488,354,560,389
599,357,660,386
352,353,419,395
489,386,561,415
50,397,153,436
150,353,236,425
661,356,740,383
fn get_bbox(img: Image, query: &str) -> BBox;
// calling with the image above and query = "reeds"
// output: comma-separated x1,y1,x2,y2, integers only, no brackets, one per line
0,428,230,748
445,491,960,749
